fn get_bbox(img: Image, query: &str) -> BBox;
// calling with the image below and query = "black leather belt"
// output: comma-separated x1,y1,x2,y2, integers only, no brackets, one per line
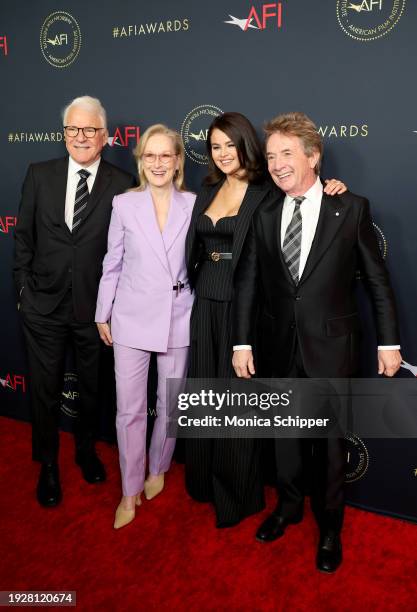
205,252,232,262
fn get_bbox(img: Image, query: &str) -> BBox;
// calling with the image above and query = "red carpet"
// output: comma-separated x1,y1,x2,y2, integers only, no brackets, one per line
1,416,416,611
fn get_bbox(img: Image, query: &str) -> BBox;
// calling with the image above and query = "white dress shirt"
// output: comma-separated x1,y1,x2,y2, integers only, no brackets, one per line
65,157,101,231
234,176,399,351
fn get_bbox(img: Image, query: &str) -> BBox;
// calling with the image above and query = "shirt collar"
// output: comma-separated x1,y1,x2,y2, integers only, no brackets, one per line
303,176,323,203
68,156,101,179
284,176,323,207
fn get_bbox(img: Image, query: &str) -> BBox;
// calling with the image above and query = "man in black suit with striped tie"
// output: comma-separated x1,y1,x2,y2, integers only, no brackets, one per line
232,112,401,572
14,96,136,507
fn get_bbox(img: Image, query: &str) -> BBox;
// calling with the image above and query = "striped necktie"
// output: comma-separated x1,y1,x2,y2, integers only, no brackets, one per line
282,196,305,284
72,169,90,231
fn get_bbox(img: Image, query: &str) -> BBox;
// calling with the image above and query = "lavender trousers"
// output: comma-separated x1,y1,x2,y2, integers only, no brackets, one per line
113,342,189,496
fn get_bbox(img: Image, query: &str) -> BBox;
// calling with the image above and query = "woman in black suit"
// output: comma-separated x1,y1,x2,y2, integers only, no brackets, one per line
184,112,345,527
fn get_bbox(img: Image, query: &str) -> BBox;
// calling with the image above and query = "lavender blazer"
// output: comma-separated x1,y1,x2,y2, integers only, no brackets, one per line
95,187,195,352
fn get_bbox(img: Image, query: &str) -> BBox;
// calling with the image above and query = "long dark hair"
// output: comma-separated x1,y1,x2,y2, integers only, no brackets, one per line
205,112,267,185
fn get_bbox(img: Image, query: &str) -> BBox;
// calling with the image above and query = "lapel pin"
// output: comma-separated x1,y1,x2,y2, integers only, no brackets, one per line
335,211,340,216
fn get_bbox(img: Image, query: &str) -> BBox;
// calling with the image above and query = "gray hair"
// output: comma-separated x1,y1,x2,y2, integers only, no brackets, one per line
62,95,107,128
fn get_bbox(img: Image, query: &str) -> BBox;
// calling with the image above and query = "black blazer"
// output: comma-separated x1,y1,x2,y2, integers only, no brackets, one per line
185,178,275,290
233,190,400,377
13,156,136,322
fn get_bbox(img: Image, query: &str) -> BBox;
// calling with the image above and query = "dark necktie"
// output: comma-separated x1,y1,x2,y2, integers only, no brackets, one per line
282,196,305,284
72,169,90,231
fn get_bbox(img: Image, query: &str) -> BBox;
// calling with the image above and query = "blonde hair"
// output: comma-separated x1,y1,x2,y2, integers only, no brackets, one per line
264,112,323,175
133,124,187,192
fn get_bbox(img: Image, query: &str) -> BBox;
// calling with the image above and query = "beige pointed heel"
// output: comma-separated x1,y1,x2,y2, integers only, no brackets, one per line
114,496,139,529
144,474,164,500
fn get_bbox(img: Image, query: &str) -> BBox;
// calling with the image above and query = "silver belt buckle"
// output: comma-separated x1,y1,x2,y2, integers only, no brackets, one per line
175,280,182,297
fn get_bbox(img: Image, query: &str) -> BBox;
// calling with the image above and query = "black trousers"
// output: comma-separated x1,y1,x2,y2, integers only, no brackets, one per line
20,290,101,463
274,342,346,534
185,297,265,526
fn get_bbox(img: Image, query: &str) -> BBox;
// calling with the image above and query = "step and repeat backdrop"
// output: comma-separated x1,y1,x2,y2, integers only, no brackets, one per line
1,1,416,521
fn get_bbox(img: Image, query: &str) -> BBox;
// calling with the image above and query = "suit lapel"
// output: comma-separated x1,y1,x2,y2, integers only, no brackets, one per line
162,190,188,254
299,194,347,285
135,188,170,273
81,159,112,226
185,181,223,269
274,193,296,285
232,182,273,271
185,179,274,271
52,157,71,236
258,191,297,286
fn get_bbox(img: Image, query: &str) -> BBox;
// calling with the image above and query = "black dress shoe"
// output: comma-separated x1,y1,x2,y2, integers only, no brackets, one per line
216,518,241,529
316,533,342,573
256,512,303,542
36,463,62,507
76,451,106,484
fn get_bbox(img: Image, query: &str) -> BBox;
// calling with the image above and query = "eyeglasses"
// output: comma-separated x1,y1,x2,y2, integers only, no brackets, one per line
64,126,105,138
142,153,177,165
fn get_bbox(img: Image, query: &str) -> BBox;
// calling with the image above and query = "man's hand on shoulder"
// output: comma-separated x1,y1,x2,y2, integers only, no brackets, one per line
378,349,402,377
232,349,255,379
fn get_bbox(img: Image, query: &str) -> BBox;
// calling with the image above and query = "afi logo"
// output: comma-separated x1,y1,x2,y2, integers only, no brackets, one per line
400,360,417,377
62,389,79,401
0,216,17,234
348,1,382,12
189,129,209,142
0,374,26,392
46,33,68,46
108,126,140,147
225,3,282,31
0,36,8,56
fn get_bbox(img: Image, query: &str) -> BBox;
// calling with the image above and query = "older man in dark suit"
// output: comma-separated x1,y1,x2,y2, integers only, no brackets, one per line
232,112,401,572
14,96,136,507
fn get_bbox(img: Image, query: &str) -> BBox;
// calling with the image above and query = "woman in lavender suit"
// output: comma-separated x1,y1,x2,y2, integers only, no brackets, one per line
95,125,195,529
